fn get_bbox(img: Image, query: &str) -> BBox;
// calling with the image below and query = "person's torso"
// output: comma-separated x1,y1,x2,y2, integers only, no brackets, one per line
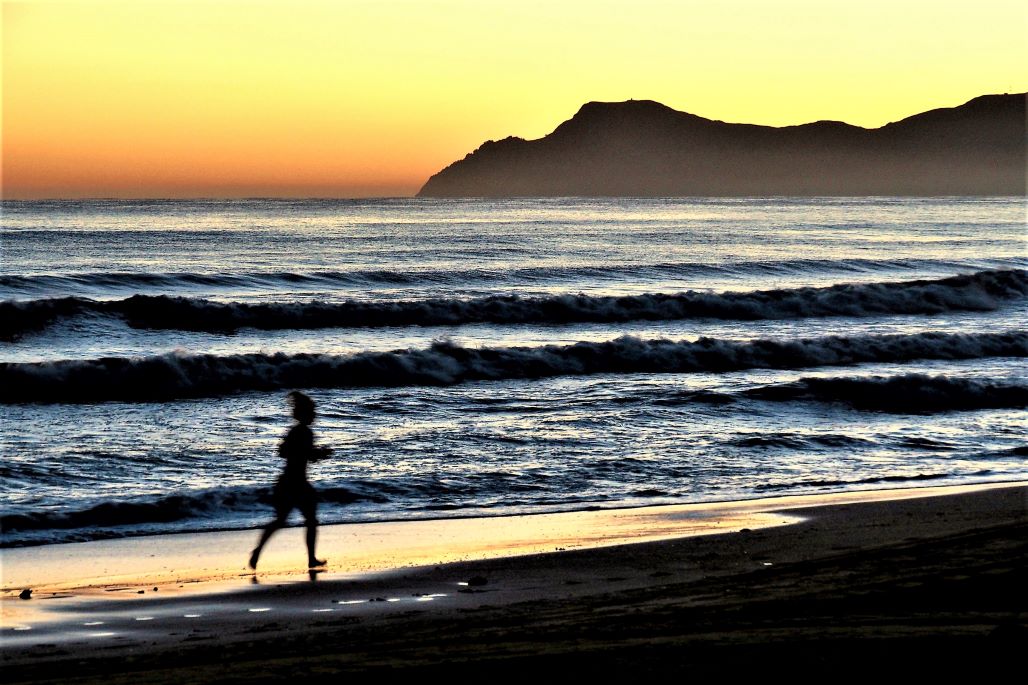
279,424,314,483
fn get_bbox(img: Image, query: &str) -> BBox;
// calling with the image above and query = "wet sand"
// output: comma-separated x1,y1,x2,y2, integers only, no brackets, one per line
2,482,1026,681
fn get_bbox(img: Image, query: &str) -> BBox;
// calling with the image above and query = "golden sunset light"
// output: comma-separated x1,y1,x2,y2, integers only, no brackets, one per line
3,0,1026,198
2,1,1026,680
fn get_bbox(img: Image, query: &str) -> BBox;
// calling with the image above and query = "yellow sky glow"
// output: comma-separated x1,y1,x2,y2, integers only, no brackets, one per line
3,0,1026,198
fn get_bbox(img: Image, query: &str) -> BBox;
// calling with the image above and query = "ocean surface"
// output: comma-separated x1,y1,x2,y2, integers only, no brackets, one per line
1,197,1025,548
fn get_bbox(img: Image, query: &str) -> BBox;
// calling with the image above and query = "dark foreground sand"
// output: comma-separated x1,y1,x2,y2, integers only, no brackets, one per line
2,483,1026,681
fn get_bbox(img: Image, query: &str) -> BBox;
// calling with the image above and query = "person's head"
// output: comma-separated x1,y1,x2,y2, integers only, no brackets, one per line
288,391,316,425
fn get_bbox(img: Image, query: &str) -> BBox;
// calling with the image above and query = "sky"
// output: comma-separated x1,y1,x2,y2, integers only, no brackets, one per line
3,0,1026,199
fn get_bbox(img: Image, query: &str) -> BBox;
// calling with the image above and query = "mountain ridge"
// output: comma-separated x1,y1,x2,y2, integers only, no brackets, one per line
418,94,1026,197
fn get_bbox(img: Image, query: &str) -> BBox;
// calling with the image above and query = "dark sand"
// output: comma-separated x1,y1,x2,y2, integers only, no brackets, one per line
2,483,1025,681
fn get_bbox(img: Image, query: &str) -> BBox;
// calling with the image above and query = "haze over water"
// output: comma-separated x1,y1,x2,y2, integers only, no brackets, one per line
1,197,1025,547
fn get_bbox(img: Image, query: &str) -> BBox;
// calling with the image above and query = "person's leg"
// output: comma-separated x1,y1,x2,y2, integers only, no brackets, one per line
300,494,324,568
249,515,286,569
305,522,323,568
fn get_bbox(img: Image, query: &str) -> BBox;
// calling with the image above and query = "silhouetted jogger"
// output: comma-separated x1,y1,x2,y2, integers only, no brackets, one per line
249,391,331,569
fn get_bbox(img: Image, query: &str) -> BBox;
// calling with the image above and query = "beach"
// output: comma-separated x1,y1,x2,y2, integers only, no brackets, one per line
3,198,1026,679
5,5,1028,679
3,482,1025,681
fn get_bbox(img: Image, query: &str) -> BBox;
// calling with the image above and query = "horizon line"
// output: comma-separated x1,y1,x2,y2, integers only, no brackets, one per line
3,194,1025,203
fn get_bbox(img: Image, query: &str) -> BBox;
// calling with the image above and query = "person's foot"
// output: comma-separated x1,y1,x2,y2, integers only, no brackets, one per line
308,557,326,568
249,548,261,570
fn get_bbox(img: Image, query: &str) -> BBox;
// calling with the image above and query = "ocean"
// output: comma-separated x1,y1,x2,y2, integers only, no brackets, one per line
1,197,1025,548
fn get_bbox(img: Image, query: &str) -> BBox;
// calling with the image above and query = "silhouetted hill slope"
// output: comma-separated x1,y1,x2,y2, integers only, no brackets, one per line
418,94,1026,197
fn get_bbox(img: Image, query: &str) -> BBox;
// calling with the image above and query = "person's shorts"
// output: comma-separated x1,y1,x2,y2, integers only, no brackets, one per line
272,480,318,521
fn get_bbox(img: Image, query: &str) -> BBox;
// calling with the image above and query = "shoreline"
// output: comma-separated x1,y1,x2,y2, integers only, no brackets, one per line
8,474,1025,550
1,481,1026,680
3,481,1022,599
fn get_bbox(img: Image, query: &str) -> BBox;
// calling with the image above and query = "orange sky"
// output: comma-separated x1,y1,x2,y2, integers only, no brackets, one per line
3,1,1026,199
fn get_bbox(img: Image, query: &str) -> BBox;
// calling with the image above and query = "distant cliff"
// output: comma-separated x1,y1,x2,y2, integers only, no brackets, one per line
418,94,1026,197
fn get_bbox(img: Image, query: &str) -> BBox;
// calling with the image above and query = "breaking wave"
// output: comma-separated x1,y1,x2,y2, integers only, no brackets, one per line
2,257,1022,294
2,330,1024,404
2,268,1025,338
727,433,875,449
754,472,956,491
744,373,1028,412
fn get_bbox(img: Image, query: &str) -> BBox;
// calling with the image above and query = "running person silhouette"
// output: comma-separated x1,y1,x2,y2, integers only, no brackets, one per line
249,391,332,569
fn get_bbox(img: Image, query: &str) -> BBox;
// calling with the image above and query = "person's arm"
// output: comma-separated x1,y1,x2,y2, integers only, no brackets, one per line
305,427,331,462
310,444,332,462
